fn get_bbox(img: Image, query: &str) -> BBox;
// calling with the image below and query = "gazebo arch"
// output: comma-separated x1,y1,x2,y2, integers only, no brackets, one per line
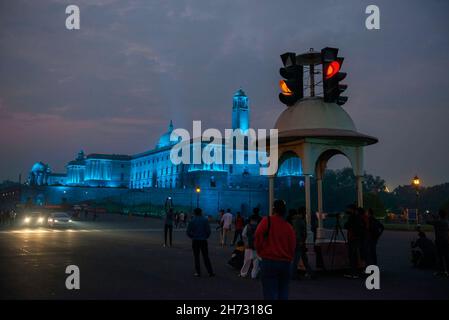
277,150,303,177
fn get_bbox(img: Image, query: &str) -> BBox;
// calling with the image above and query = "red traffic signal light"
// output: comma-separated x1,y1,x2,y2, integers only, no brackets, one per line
321,47,348,105
325,60,341,79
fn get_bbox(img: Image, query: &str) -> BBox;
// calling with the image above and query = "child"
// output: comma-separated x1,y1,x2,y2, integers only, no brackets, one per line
228,240,245,270
240,217,260,279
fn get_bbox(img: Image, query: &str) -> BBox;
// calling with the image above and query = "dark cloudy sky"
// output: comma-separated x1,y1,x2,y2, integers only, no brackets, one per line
0,0,448,189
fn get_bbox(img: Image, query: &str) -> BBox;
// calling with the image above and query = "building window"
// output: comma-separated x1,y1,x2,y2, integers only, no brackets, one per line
121,173,124,181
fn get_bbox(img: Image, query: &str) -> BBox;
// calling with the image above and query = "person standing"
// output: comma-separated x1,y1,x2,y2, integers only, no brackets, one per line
344,205,365,278
164,208,174,247
221,209,233,247
250,207,262,225
240,216,260,279
426,209,449,277
175,211,180,228
179,211,185,228
216,209,225,244
367,208,384,265
255,199,296,300
9,210,17,226
291,207,314,279
187,208,215,277
232,212,245,246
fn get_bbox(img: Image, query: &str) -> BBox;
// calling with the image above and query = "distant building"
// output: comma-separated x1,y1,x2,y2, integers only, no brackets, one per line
28,89,302,190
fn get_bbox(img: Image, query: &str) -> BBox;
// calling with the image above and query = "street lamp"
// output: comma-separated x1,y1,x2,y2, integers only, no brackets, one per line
412,175,420,223
412,175,420,187
195,187,201,208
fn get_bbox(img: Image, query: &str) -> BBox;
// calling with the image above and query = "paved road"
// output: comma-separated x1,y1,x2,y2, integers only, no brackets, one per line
0,214,448,300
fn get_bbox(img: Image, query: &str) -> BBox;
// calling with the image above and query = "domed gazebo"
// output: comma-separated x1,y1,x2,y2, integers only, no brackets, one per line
267,97,378,233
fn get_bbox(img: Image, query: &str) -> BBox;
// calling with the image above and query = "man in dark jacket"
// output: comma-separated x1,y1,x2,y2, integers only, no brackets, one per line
344,205,365,278
187,208,215,277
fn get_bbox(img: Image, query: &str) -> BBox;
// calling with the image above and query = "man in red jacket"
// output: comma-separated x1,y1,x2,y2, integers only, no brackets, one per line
255,199,296,300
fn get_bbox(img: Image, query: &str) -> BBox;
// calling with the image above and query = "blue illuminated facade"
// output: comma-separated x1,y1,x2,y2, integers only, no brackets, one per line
28,89,302,191
232,89,249,132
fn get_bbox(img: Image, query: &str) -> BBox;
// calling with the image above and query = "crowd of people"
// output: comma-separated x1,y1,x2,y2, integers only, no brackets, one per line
343,204,385,278
0,209,16,226
160,201,448,300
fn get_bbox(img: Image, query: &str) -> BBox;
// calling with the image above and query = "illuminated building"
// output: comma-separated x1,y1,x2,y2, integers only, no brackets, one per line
28,89,302,190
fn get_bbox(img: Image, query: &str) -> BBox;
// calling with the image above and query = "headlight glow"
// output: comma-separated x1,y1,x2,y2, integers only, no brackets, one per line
48,218,53,222
54,219,59,222
38,217,44,223
68,219,72,222
24,217,30,223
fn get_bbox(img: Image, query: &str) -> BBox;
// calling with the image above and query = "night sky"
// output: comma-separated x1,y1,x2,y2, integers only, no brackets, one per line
0,0,448,189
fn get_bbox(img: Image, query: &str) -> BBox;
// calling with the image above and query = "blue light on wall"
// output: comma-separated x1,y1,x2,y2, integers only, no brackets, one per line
277,157,302,177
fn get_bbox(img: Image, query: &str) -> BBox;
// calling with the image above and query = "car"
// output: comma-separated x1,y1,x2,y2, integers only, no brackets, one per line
22,211,47,227
47,212,73,228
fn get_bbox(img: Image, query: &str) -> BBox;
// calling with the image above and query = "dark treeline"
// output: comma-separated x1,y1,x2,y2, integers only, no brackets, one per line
278,168,449,216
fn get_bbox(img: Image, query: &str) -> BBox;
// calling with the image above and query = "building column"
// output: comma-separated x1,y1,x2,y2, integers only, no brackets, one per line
268,176,274,216
305,175,311,226
356,175,364,208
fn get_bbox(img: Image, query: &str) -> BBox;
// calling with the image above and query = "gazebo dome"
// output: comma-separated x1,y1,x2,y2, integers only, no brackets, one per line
31,162,48,173
274,97,377,145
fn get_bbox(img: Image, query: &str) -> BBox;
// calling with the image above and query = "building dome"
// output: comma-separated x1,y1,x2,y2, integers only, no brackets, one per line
31,162,49,173
156,120,176,149
274,97,377,145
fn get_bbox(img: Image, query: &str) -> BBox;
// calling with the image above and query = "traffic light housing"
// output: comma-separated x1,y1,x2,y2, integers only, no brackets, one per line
321,47,348,105
279,52,303,106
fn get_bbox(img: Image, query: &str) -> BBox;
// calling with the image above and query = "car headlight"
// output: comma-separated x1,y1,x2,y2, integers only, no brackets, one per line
54,219,59,222
24,217,30,223
48,218,53,222
38,217,44,223
68,219,72,222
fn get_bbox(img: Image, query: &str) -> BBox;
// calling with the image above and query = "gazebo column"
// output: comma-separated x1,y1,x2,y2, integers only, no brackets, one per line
304,175,311,226
316,177,324,240
356,175,364,208
268,175,275,216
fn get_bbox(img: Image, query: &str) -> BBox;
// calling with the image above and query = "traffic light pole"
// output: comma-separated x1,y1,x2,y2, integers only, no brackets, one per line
309,64,315,97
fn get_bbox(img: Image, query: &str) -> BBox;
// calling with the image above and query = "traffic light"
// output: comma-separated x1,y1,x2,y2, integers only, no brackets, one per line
321,47,348,105
279,52,303,106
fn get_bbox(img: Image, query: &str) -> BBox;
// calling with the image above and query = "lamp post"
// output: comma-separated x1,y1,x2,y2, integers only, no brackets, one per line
412,175,420,223
195,187,201,208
